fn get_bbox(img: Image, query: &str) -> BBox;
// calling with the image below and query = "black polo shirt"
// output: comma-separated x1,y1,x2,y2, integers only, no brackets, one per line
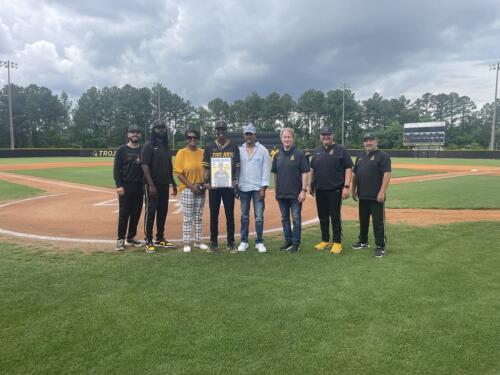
271,145,310,199
353,149,391,200
202,140,241,184
113,144,143,187
141,141,175,186
310,143,353,190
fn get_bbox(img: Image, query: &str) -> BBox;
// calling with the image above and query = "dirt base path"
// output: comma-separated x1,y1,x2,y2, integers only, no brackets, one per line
1,162,500,250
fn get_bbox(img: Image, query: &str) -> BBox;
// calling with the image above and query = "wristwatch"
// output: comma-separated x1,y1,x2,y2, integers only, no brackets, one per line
344,185,350,188
302,188,308,192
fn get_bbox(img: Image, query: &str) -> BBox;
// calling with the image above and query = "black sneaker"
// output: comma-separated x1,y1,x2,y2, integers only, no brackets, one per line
227,243,238,254
375,246,386,258
280,241,293,251
125,238,143,247
351,242,369,250
207,242,218,253
289,244,300,253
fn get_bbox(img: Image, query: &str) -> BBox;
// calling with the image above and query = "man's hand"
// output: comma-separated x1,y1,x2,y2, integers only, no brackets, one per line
116,187,125,196
342,187,350,200
309,186,315,197
148,184,158,198
171,186,178,197
203,182,211,190
298,190,307,203
352,189,358,202
259,187,266,201
376,191,385,203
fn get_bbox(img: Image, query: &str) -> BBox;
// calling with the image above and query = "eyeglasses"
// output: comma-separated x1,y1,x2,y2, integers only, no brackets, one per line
186,136,198,140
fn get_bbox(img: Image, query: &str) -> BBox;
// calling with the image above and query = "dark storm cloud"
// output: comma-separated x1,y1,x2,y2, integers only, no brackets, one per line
1,0,499,105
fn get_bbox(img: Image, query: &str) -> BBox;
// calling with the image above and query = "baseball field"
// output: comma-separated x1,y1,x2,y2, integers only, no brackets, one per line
1,156,500,374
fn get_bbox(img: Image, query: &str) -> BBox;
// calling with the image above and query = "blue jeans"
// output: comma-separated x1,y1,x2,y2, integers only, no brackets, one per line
240,190,265,244
277,198,302,245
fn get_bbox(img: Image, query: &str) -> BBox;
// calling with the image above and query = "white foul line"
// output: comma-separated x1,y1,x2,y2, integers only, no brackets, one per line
0,194,64,208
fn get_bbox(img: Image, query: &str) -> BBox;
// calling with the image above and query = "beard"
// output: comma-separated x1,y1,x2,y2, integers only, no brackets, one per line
151,129,169,147
128,136,140,144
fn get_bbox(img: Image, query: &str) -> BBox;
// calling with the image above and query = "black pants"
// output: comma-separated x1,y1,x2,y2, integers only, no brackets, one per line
315,189,343,243
144,184,169,242
117,183,143,240
208,188,235,244
358,199,386,247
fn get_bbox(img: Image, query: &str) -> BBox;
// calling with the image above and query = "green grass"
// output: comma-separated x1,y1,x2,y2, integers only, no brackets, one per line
1,222,499,374
0,157,113,164
391,168,439,178
387,175,500,209
0,179,44,202
390,157,500,167
11,167,115,188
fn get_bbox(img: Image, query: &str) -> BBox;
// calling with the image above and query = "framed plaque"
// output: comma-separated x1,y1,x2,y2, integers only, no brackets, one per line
210,157,232,188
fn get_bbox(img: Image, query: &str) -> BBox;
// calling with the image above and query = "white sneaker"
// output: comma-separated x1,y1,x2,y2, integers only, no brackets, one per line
183,245,191,253
238,242,249,252
194,242,208,250
255,243,267,253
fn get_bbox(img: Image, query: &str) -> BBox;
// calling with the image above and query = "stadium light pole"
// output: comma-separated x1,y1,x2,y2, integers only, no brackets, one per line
1,60,18,150
341,83,349,145
490,62,499,151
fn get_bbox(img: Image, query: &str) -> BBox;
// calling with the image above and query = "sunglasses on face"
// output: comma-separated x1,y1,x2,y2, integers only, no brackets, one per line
244,132,255,136
186,135,198,140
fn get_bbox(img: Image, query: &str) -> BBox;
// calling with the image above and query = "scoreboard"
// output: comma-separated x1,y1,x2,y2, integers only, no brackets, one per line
403,122,446,146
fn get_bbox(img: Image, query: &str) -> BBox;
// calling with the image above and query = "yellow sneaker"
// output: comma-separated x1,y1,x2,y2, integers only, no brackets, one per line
314,241,331,250
330,242,343,254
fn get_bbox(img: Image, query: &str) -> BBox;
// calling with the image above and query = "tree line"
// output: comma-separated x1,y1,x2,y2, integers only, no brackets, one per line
0,83,496,149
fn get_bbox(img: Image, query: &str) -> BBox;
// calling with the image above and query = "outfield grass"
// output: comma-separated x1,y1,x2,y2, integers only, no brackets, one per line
0,179,44,203
9,166,435,192
0,222,499,374
11,167,115,188
387,175,500,209
391,168,439,178
390,157,500,167
0,157,113,164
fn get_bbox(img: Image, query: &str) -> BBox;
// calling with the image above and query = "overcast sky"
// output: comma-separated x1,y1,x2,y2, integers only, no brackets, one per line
1,0,499,106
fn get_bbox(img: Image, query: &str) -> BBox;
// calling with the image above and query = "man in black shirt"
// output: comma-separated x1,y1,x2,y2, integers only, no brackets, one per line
141,120,178,254
113,125,144,251
202,120,240,253
352,133,392,257
271,127,310,253
309,127,353,254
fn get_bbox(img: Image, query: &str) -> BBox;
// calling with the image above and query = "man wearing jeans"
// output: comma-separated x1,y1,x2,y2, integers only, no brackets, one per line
237,124,270,253
271,128,310,253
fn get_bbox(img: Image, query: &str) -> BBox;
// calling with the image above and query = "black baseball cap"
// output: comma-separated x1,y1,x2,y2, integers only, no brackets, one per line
319,127,333,135
127,125,141,132
363,133,377,140
214,120,227,130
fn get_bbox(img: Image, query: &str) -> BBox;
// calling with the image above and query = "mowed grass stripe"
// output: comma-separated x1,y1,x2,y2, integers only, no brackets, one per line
387,174,500,209
0,222,499,374
0,179,45,203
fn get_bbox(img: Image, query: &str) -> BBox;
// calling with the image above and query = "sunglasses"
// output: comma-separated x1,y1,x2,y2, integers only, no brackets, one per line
186,135,198,140
244,132,255,136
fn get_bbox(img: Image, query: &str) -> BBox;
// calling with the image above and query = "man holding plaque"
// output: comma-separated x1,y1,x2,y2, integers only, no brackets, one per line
202,120,241,253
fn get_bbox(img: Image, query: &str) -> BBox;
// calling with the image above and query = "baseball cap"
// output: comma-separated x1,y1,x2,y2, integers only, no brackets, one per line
243,124,256,134
127,125,141,132
319,127,333,134
214,120,227,129
363,133,377,140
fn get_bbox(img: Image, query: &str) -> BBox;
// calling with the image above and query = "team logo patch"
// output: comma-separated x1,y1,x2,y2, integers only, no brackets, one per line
330,149,334,155
370,155,375,161
291,155,295,161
